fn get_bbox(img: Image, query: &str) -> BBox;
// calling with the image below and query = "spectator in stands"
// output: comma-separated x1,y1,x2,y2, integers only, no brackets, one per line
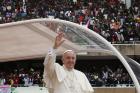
43,32,94,93
0,0,140,43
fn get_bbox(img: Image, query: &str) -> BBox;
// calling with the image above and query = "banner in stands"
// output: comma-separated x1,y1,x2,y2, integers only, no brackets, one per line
0,85,11,93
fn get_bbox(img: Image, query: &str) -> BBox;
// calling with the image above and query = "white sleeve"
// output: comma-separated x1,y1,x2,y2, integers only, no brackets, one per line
43,48,67,85
43,48,56,78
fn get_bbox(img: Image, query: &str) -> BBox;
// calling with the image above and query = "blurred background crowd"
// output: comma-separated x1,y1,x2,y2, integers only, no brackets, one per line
0,0,140,43
0,60,133,87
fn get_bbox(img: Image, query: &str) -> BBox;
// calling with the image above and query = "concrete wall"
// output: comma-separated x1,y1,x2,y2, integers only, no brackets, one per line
88,44,140,56
94,87,136,93
113,44,140,56
11,87,136,93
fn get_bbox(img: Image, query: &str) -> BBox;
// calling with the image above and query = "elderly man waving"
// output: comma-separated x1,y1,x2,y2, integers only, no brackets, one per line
43,32,94,93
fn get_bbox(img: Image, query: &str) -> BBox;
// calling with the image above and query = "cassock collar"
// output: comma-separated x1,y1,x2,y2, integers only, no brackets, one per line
63,65,74,72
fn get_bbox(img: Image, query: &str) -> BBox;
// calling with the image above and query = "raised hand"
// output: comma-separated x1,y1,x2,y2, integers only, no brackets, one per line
53,32,65,49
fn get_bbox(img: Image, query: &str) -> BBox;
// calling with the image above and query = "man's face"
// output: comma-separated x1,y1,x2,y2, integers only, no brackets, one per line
62,51,76,70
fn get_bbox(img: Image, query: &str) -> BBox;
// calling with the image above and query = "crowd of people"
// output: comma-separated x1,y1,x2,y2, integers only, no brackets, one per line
0,62,133,87
0,67,43,87
0,0,140,43
85,65,133,87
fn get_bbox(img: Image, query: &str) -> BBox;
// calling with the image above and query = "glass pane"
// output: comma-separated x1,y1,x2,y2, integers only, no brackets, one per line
40,21,111,51
124,56,140,85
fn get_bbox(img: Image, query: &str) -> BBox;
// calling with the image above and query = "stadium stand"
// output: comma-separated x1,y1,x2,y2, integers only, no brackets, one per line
0,0,140,43
0,61,133,87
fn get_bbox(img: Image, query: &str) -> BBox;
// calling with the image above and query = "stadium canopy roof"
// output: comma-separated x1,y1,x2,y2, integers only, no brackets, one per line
0,19,113,62
0,18,140,93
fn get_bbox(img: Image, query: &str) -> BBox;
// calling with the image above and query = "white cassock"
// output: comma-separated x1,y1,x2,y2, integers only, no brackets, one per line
43,48,94,93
